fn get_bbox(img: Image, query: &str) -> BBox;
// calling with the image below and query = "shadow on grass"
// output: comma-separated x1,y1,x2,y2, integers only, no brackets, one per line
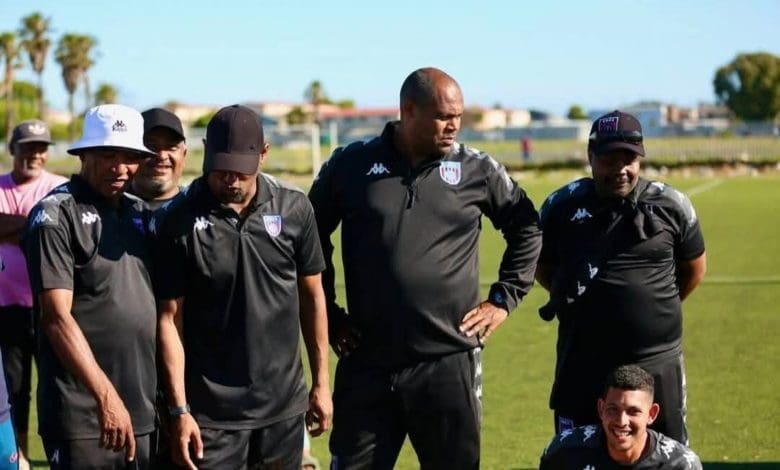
704,464,780,470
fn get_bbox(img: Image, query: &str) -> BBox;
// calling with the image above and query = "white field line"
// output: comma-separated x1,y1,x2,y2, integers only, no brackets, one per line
698,275,780,284
686,179,724,197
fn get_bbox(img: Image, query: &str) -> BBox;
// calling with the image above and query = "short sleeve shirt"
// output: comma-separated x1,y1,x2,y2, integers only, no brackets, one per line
153,173,325,429
0,171,67,307
22,175,157,439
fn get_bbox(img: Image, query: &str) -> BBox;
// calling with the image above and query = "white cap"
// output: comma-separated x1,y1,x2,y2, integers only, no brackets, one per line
68,104,156,157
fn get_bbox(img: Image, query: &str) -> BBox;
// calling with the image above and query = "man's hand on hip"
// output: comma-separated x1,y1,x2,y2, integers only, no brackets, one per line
460,301,509,342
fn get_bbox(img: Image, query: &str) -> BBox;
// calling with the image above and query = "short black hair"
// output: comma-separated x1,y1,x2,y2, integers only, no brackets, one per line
603,365,654,398
400,68,437,107
400,67,458,107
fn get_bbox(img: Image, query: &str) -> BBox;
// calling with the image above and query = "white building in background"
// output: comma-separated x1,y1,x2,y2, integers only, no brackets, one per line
164,103,218,126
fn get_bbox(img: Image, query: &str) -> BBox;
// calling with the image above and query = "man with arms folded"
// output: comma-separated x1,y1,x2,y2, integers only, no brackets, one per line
0,119,67,470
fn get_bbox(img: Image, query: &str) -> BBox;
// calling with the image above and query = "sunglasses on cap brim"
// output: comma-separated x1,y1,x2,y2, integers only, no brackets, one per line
590,130,643,144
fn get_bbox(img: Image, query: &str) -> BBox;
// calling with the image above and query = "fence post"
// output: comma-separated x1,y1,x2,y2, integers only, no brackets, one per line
311,123,321,179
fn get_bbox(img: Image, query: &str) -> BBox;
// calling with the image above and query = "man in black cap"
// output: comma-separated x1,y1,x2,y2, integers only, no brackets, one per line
1,119,67,470
131,107,188,210
22,104,159,468
309,67,542,469
536,110,707,444
154,104,332,470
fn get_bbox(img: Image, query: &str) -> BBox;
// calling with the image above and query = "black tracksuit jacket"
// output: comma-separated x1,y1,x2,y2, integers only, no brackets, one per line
309,122,542,367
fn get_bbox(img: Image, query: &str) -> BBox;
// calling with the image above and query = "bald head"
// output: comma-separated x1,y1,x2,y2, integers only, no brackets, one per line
400,67,461,108
395,67,464,164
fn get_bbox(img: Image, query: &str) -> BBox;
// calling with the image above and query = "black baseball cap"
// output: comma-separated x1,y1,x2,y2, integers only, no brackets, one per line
10,119,53,147
142,107,185,141
203,105,264,175
588,110,645,157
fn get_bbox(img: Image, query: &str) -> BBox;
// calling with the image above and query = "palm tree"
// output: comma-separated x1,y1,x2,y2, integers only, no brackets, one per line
0,32,20,141
94,83,118,105
55,33,96,140
304,80,328,126
19,12,51,119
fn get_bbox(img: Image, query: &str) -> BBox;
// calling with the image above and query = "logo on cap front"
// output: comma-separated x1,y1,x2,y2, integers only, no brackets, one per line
27,123,47,135
112,120,128,132
439,161,461,185
597,116,619,134
263,215,283,237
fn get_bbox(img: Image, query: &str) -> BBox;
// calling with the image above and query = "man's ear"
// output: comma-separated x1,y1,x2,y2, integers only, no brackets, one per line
259,142,270,166
597,398,605,420
647,402,660,425
400,99,415,120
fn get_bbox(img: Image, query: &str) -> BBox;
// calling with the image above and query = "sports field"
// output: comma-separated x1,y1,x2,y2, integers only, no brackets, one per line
304,171,780,468
13,167,780,468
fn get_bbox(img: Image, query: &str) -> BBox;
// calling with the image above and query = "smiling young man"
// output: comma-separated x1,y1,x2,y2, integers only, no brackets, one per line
0,120,67,470
309,67,542,469
22,104,159,469
536,111,706,444
539,365,702,469
130,107,188,210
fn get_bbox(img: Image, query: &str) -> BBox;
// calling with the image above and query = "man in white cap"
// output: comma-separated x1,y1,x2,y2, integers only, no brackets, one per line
0,119,67,470
22,104,158,469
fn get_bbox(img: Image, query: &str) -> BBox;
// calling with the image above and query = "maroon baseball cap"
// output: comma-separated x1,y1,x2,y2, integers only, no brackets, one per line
10,120,53,146
203,105,264,175
588,110,645,157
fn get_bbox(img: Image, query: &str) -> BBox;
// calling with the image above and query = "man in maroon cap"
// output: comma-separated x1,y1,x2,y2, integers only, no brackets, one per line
154,105,332,470
536,110,707,445
0,120,67,469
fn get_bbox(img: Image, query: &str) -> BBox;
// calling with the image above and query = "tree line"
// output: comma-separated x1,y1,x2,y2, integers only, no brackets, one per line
1,12,118,141
2,12,779,141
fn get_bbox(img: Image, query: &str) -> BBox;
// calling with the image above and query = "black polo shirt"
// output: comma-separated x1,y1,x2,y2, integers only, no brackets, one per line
539,177,705,410
540,426,702,469
153,173,325,429
309,122,542,367
22,175,157,439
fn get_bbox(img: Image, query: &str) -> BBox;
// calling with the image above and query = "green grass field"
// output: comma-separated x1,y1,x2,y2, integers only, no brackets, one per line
12,166,780,468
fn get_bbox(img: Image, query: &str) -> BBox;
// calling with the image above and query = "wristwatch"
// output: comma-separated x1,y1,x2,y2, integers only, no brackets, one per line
168,404,191,417
488,290,508,311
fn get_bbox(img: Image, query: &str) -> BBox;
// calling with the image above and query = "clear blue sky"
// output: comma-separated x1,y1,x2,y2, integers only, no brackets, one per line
2,0,778,116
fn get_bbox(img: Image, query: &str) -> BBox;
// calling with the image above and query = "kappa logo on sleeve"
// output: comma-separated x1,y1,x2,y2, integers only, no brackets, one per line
194,216,214,231
570,207,593,222
30,208,54,227
582,425,597,441
81,211,100,225
366,163,390,176
263,215,283,237
439,161,461,185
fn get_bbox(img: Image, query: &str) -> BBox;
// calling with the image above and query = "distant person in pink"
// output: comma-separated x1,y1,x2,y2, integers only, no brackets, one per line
0,119,66,470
